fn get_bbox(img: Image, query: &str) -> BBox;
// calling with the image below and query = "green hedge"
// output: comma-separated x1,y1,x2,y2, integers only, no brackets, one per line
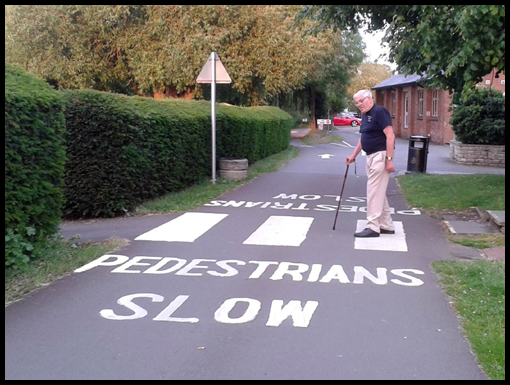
62,90,292,218
5,64,66,269
450,88,505,145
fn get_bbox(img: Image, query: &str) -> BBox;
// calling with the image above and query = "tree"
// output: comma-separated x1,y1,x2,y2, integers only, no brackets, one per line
295,5,505,98
128,5,321,103
5,5,359,108
299,31,364,129
347,62,394,110
5,5,144,93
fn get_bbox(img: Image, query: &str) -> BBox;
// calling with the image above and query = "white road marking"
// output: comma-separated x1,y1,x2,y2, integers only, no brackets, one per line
135,212,228,242
331,143,350,148
354,220,408,252
331,141,355,148
243,216,314,247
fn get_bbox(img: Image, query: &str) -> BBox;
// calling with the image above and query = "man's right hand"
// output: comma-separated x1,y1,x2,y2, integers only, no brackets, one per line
345,156,356,166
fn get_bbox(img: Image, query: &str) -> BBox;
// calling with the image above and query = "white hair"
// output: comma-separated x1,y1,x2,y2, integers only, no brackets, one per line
353,89,373,100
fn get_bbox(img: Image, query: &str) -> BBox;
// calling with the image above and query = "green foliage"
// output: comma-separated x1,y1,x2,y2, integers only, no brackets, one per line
5,228,35,270
5,5,143,92
450,88,505,145
296,5,505,97
62,90,292,218
5,5,358,110
5,63,66,269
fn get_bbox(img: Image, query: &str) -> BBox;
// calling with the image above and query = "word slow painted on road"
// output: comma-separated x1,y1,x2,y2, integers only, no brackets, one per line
76,255,425,328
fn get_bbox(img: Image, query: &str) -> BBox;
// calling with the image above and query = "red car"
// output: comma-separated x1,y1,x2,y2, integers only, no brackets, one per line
333,113,362,127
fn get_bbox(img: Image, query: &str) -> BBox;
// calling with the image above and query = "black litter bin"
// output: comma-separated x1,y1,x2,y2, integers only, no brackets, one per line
407,135,429,173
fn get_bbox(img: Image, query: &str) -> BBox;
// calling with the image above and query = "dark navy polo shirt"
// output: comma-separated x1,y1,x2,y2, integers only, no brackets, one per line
359,104,393,155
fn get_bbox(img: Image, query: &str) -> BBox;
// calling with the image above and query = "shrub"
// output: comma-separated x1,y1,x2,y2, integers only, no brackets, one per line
62,90,292,218
450,88,505,145
5,64,66,269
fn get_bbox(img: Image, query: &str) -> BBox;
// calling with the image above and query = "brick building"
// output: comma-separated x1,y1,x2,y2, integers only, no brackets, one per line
480,68,506,95
372,69,505,144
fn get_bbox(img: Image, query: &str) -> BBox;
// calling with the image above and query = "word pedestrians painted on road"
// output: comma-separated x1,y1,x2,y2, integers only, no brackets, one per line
135,212,228,242
243,216,314,247
76,255,425,329
355,220,408,252
204,194,421,216
76,254,425,287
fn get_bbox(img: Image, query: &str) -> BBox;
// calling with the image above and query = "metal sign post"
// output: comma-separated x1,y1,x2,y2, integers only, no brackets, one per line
210,53,217,184
196,52,232,185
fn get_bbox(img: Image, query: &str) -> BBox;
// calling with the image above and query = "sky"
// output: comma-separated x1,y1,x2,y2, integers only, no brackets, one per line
360,27,397,71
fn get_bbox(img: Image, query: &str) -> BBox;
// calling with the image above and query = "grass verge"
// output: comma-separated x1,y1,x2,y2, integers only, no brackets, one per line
397,173,505,250
5,237,128,306
432,259,505,380
301,129,344,146
396,174,505,210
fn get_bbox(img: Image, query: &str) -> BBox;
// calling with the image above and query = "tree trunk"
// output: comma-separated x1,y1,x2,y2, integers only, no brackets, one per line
310,85,317,131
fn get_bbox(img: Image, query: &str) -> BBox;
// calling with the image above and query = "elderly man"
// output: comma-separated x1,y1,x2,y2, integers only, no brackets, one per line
346,90,396,238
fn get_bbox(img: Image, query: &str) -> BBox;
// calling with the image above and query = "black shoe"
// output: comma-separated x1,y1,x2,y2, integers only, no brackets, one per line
380,228,395,234
354,228,380,238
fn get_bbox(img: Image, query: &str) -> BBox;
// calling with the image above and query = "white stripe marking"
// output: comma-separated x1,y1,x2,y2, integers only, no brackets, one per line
243,216,314,247
354,220,408,252
135,212,228,242
331,143,350,148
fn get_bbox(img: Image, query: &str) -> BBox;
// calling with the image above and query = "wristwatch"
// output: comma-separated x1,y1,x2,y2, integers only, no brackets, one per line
386,156,393,161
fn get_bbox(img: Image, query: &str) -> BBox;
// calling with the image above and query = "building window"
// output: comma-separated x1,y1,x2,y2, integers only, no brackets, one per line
404,92,409,128
502,80,505,85
432,90,439,117
485,80,491,85
418,90,424,117
391,91,396,117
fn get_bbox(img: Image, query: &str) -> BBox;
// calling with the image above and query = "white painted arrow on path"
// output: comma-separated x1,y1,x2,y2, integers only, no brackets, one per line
318,154,335,159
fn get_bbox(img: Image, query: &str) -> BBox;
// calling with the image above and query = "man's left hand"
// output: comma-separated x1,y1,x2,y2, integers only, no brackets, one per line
386,160,395,173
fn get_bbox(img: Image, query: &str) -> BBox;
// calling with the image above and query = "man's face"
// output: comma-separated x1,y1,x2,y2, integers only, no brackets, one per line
354,94,373,114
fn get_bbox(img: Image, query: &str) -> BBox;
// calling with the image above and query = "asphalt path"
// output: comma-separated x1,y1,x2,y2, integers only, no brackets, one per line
5,126,488,380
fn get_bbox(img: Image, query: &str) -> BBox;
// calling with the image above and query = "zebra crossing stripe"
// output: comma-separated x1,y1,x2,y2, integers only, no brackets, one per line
133,213,408,251
354,220,408,252
243,216,314,247
135,212,228,243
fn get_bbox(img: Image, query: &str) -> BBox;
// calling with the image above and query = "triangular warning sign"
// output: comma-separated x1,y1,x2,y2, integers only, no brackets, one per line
196,53,232,84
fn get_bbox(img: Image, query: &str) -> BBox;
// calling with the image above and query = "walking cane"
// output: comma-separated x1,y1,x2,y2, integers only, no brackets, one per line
332,163,350,230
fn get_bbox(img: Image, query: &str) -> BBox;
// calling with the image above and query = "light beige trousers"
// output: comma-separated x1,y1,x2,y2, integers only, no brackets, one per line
365,151,394,233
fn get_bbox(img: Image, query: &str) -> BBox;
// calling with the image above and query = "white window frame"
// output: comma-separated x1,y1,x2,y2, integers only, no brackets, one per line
391,90,396,116
418,90,424,117
404,92,409,128
432,90,439,117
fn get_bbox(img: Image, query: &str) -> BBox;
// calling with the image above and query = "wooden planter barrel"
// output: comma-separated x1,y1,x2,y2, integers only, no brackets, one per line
219,157,248,180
